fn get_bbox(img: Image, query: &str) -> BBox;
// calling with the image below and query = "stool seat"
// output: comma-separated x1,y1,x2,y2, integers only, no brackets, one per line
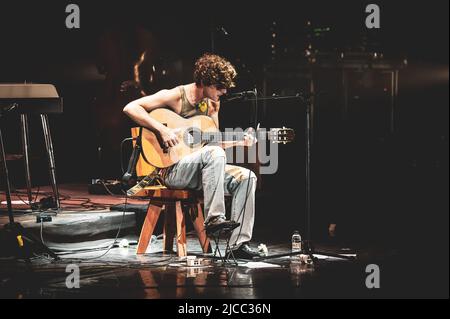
136,185,201,201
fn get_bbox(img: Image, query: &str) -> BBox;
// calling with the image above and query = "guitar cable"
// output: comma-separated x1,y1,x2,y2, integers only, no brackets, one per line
40,193,129,261
120,137,136,174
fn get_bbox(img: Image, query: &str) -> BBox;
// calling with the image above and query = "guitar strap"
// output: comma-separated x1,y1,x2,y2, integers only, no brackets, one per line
126,169,163,197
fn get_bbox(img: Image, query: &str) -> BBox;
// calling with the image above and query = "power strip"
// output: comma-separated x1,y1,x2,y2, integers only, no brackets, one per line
36,215,52,223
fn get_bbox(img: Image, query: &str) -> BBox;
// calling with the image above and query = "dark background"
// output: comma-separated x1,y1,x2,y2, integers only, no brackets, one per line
0,0,448,294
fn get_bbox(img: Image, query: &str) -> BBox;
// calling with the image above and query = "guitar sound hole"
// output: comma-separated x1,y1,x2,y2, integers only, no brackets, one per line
184,127,202,148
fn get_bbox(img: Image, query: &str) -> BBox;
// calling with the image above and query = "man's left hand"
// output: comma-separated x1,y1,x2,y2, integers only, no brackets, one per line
243,128,257,147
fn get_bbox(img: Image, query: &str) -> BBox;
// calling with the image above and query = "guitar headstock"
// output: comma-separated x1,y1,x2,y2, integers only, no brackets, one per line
268,127,295,144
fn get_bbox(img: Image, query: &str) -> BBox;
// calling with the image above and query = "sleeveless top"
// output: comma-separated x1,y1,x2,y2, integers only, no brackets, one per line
158,86,210,180
178,86,209,118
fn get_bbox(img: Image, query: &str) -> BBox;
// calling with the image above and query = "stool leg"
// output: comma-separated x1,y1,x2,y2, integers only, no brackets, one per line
191,203,211,253
137,270,160,298
175,201,187,257
137,203,162,254
163,203,176,253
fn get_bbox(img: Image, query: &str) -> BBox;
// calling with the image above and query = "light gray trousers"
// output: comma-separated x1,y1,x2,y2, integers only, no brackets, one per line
163,145,257,248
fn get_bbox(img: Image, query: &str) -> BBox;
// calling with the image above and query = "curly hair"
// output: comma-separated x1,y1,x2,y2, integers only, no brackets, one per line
193,53,237,88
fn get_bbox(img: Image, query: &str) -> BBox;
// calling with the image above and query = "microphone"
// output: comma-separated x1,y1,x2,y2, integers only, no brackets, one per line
222,91,256,102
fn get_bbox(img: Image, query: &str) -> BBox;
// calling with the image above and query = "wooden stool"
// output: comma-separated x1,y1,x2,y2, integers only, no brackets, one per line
135,186,211,257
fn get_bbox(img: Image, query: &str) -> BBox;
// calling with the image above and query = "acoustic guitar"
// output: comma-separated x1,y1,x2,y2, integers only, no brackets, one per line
138,108,295,169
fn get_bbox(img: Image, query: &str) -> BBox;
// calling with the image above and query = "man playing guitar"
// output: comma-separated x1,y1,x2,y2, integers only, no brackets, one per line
123,53,261,259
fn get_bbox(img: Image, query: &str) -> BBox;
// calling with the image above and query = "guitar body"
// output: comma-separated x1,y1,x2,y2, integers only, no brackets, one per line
140,108,219,168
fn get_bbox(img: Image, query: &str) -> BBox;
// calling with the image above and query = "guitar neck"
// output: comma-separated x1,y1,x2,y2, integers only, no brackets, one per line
202,131,263,143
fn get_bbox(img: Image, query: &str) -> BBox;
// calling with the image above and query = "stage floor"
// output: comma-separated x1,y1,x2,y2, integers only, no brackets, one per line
0,184,442,298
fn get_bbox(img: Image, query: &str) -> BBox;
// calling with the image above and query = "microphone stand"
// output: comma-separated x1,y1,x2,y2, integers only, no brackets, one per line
223,93,355,263
0,107,58,260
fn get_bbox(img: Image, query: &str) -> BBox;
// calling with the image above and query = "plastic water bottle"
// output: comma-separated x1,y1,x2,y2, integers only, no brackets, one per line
291,231,302,261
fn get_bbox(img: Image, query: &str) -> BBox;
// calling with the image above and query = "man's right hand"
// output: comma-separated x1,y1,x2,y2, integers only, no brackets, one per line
159,127,179,148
